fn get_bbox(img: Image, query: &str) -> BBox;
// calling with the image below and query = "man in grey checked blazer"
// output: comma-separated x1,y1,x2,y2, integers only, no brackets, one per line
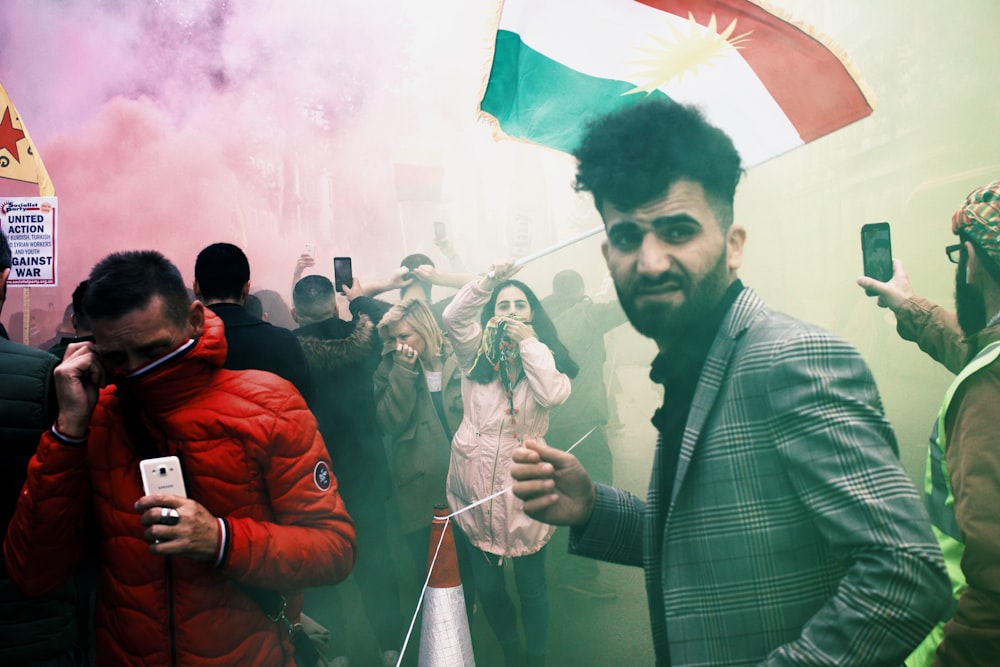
511,100,951,666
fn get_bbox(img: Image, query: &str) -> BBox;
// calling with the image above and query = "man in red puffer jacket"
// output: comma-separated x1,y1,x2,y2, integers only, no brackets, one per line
4,249,356,666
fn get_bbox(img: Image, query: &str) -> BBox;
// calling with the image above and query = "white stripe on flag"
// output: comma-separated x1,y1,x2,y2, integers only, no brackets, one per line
496,0,802,165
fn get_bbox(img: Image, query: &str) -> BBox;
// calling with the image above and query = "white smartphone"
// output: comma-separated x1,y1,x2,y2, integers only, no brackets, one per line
139,456,187,497
303,242,316,258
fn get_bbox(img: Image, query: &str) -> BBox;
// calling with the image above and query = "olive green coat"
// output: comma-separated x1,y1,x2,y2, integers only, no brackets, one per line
374,344,463,533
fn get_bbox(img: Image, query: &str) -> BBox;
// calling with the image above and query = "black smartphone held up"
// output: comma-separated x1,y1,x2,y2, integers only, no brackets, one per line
333,256,353,294
861,222,893,296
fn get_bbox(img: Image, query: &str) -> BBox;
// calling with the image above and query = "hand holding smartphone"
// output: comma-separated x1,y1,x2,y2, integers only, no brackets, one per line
139,456,187,497
333,257,353,294
138,457,186,533
861,222,892,296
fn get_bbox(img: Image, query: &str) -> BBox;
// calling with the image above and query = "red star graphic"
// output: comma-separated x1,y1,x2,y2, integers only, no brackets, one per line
0,106,26,163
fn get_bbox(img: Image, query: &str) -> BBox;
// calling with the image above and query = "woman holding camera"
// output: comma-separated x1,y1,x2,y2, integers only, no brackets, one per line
442,261,577,667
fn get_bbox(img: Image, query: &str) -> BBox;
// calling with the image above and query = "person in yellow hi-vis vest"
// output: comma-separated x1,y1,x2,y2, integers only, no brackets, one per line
859,180,1000,666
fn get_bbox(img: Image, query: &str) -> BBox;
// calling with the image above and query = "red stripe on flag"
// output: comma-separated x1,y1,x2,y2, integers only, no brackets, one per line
636,0,873,142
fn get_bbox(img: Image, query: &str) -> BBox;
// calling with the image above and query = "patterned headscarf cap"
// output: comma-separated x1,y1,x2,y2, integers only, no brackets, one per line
952,180,1000,266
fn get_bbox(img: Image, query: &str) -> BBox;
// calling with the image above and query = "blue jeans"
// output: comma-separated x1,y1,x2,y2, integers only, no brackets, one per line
462,543,549,658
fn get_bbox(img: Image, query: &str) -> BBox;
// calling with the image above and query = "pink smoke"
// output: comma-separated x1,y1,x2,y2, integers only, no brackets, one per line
2,0,504,341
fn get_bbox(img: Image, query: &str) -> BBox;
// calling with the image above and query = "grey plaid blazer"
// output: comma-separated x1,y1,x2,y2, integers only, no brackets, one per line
573,287,949,666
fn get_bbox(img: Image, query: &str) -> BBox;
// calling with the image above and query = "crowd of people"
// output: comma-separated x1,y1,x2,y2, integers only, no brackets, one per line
0,98,997,667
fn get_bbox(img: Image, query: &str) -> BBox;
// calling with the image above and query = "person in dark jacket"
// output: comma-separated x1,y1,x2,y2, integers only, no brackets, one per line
194,242,312,400
541,269,628,600
37,301,75,353
292,273,404,667
47,280,94,361
0,228,80,665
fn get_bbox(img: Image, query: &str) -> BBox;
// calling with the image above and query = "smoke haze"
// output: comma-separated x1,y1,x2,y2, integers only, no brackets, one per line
3,0,1000,489
1,0,512,305
3,2,1000,663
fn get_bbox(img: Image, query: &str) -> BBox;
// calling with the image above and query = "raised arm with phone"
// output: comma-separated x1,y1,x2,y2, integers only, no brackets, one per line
857,257,969,374
861,221,893,296
857,180,1000,663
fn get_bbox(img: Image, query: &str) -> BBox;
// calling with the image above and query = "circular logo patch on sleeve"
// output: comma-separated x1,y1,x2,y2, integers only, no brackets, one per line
313,461,332,491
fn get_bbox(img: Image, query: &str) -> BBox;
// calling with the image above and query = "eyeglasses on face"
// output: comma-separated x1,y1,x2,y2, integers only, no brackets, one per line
945,243,966,264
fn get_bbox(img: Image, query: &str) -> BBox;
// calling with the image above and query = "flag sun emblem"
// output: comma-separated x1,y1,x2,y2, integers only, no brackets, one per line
626,13,752,95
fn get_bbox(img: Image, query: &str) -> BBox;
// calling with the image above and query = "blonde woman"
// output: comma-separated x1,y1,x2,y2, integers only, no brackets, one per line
373,298,475,614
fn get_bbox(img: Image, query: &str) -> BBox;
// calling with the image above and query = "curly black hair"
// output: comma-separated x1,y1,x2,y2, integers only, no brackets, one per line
573,100,743,223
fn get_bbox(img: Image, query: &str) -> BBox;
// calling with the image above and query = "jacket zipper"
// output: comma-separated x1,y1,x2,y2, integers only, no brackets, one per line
168,556,177,666
487,417,504,549
165,438,179,666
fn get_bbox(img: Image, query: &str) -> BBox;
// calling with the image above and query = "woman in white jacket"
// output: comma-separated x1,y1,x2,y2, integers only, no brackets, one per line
442,262,577,667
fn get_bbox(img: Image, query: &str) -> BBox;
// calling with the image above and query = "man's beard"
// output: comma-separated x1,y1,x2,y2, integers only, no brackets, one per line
955,275,987,338
615,250,730,342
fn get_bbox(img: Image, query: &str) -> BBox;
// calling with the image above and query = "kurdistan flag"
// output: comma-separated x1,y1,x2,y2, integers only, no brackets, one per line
479,0,875,167
0,81,54,196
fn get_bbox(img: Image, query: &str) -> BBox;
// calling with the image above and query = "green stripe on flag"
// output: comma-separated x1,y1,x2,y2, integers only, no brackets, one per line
481,30,671,154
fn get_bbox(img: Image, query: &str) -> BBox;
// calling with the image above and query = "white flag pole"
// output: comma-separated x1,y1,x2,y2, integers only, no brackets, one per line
487,223,604,278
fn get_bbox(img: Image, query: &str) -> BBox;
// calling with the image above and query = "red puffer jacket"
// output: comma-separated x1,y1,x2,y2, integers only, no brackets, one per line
3,310,356,666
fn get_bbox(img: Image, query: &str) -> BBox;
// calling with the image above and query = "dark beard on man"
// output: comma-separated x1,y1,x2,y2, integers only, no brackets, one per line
616,249,730,343
955,260,987,338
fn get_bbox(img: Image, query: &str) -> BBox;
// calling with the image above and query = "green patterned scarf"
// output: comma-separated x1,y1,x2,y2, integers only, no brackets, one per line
469,317,536,423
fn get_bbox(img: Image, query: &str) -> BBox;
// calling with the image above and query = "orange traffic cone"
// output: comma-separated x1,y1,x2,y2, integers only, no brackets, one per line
418,505,475,666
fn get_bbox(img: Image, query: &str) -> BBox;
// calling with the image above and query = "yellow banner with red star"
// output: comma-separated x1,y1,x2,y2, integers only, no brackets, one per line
0,81,54,196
